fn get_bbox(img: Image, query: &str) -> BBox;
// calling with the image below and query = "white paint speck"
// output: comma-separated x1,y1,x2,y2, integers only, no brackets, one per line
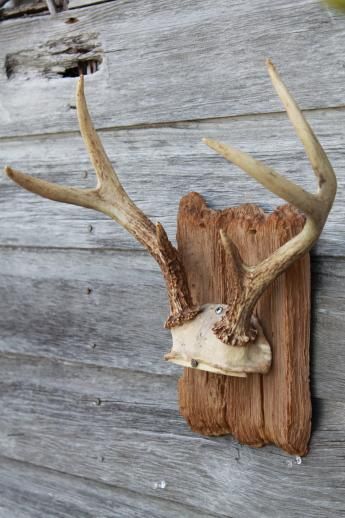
153,480,167,489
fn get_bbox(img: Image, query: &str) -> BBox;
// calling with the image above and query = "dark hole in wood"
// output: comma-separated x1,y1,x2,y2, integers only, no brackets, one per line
5,56,12,79
65,16,79,24
61,59,101,78
5,33,102,79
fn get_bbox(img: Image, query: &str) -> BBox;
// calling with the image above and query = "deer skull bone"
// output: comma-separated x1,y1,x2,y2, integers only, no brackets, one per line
166,304,271,377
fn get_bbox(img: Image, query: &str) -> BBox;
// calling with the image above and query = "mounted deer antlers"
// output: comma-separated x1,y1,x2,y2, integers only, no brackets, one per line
4,60,336,377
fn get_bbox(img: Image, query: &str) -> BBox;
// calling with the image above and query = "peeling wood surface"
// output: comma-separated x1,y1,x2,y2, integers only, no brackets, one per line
1,0,345,515
5,32,102,79
1,110,344,255
0,1,47,20
0,0,345,136
0,354,345,518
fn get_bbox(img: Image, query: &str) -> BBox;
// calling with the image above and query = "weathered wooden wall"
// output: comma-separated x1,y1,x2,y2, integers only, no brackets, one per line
0,1,345,516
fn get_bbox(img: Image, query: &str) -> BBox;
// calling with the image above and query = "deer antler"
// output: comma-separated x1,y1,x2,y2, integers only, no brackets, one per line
203,59,337,346
5,76,199,328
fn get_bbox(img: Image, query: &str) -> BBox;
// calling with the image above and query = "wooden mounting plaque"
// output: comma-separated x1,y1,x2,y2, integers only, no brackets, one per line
176,192,311,456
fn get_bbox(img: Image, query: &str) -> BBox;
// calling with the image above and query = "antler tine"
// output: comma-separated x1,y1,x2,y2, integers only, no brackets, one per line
75,74,158,251
266,59,337,213
203,60,336,225
4,166,95,209
5,77,199,327
203,138,317,217
76,76,130,198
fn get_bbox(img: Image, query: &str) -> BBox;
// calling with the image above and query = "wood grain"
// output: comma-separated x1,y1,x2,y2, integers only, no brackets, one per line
0,246,343,401
0,354,344,518
0,0,345,136
1,110,343,255
0,457,210,518
176,193,311,455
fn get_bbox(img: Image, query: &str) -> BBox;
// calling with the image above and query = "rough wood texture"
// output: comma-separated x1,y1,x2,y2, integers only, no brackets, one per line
5,32,102,79
0,0,106,20
0,0,47,20
177,193,311,455
0,247,344,401
0,354,344,518
0,458,209,518
1,1,345,136
1,110,344,255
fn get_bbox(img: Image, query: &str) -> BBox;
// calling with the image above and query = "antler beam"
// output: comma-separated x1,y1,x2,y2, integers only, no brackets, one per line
5,76,199,328
203,59,337,346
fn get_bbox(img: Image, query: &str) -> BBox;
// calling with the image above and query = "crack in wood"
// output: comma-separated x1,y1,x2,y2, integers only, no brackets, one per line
5,32,103,79
0,0,68,18
0,0,47,19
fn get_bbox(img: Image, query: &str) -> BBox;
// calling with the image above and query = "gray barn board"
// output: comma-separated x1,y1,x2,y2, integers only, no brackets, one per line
0,1,345,517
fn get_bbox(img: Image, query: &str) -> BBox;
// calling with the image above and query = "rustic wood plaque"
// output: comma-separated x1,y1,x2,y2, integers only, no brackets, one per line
177,192,311,456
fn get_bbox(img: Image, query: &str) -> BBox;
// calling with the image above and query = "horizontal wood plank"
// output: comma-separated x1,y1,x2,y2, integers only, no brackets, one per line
0,457,210,518
0,247,175,375
0,354,344,518
1,110,344,255
0,247,344,401
0,0,345,136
